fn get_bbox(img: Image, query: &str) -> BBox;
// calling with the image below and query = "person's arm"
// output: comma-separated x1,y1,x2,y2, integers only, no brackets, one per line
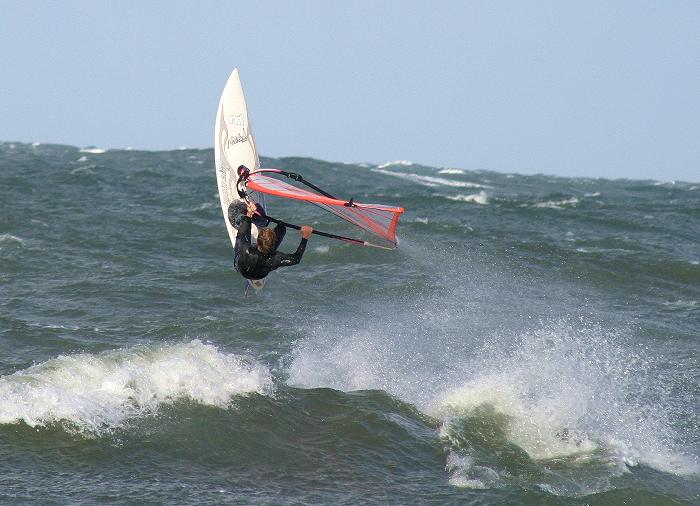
268,226,312,269
239,201,259,245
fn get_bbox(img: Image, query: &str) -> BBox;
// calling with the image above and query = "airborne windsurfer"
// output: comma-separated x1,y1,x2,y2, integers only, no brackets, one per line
228,200,312,280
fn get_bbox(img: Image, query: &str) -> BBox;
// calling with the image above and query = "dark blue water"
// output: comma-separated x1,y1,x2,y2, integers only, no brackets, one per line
0,142,698,504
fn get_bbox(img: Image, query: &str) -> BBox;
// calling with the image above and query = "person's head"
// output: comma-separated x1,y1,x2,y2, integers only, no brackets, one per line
256,227,277,255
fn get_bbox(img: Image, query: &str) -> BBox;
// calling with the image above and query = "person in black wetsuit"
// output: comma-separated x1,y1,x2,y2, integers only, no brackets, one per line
228,200,312,280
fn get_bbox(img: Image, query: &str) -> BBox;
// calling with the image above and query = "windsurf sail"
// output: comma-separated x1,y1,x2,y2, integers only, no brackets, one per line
239,168,404,248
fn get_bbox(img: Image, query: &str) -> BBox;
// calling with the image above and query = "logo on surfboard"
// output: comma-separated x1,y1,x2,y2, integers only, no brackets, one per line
225,129,249,148
228,114,245,127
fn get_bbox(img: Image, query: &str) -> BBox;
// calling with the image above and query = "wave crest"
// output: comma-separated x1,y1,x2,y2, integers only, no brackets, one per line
0,340,272,433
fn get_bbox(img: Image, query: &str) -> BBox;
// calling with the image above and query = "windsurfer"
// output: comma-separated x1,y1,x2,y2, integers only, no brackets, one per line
228,200,312,280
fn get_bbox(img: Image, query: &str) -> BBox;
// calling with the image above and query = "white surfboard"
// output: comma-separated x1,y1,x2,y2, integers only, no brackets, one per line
214,68,266,294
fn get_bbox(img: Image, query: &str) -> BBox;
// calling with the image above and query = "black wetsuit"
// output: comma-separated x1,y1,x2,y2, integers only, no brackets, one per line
229,204,308,280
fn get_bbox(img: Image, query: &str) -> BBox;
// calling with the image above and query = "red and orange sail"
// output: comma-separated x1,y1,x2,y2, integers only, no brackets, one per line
244,169,404,248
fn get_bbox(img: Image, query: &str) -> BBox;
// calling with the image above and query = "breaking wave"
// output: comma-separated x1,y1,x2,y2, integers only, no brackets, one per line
0,234,25,248
444,191,489,205
376,160,414,169
0,340,272,434
288,311,699,495
532,197,580,209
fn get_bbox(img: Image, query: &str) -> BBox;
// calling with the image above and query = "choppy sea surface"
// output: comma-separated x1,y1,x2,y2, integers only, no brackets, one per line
0,141,698,504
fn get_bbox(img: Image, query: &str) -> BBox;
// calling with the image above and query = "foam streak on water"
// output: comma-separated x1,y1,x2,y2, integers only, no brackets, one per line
444,191,489,205
371,168,486,188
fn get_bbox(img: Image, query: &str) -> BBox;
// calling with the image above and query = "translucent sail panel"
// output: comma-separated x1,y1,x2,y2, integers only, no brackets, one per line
246,173,404,247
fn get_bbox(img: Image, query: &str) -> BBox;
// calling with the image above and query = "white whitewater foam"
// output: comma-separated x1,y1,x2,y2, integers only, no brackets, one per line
0,234,25,248
314,245,330,254
43,324,80,331
446,453,499,489
0,340,272,433
377,160,413,169
430,324,699,477
79,148,106,154
533,197,579,209
662,300,698,310
584,192,601,197
192,202,217,211
438,168,466,175
32,142,41,147
70,166,95,175
433,375,598,461
575,247,635,255
77,155,89,162
372,169,486,188
289,313,699,484
445,191,489,205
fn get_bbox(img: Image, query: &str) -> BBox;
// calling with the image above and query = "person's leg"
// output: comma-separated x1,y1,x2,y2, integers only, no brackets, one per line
233,247,241,272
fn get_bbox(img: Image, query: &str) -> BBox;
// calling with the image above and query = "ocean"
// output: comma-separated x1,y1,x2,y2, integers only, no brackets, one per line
0,141,698,504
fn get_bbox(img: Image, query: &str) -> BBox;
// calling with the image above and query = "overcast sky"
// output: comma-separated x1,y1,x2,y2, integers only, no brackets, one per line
1,1,698,181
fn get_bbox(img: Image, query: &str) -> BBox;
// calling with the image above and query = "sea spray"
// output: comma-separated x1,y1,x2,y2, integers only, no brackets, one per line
288,299,698,494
